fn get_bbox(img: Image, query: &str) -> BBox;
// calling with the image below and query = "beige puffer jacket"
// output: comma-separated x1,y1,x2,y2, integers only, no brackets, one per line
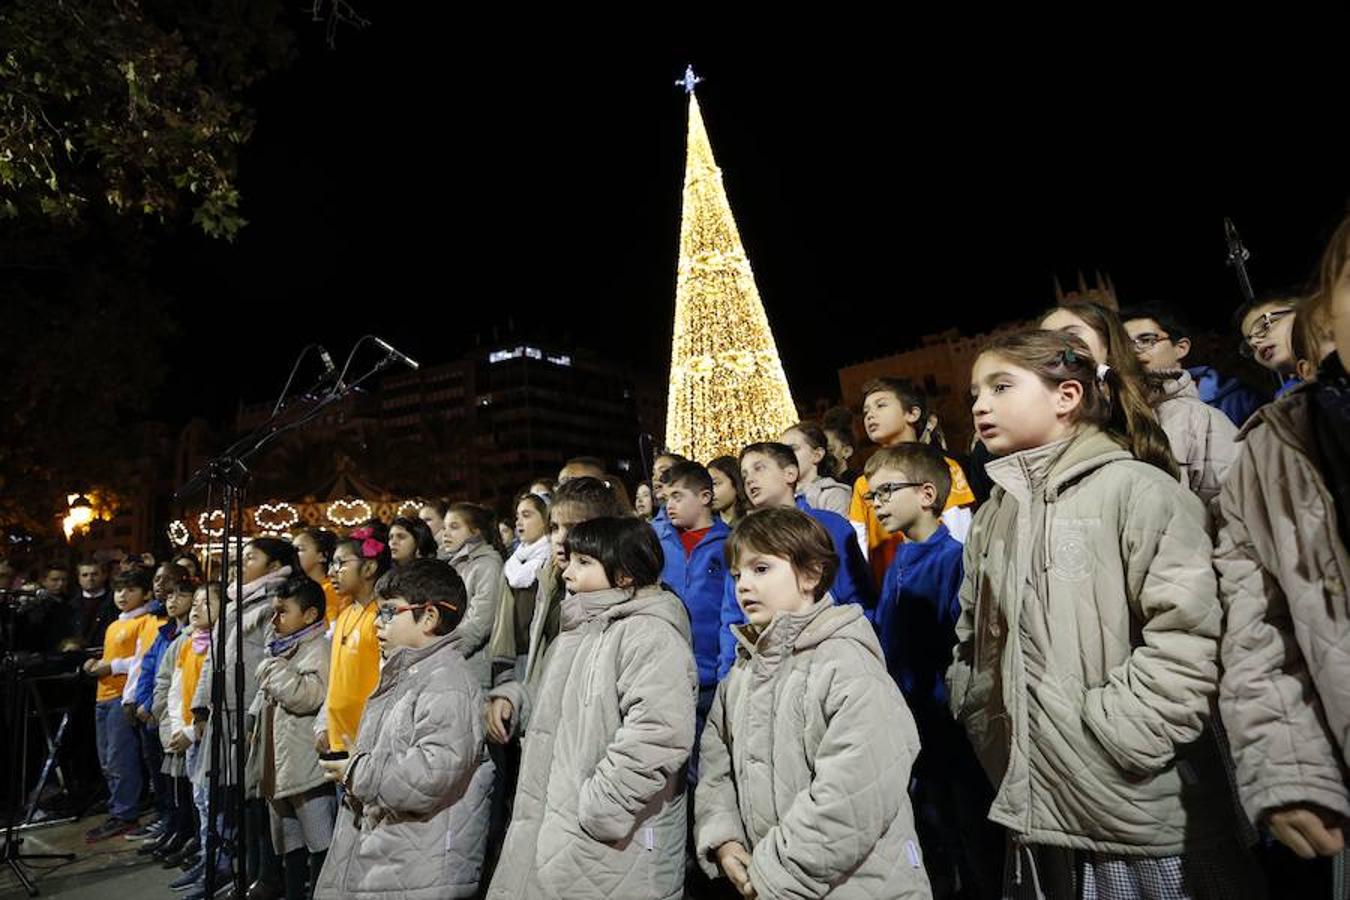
1154,370,1239,506
449,539,507,689
695,598,931,899
1215,388,1350,824
314,633,494,900
485,586,698,900
256,624,330,801
797,476,852,518
946,427,1236,856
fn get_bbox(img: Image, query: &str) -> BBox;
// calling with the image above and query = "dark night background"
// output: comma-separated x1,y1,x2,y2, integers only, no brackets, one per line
147,25,1349,423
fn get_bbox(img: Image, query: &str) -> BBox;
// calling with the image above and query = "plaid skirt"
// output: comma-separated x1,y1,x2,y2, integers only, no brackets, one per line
1002,837,1266,900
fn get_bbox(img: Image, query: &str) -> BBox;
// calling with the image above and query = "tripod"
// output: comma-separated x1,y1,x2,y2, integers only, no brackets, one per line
2,664,75,897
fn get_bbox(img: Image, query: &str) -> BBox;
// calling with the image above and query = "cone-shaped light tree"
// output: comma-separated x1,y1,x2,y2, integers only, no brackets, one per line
664,72,798,462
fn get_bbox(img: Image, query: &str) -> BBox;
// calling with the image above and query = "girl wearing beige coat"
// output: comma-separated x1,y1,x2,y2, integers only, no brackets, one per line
951,330,1258,900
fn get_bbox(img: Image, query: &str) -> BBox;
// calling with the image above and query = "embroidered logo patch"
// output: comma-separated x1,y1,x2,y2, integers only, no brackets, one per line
1051,526,1093,581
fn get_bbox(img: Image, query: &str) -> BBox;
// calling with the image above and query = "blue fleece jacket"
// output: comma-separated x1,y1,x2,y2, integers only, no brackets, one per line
658,517,732,688
875,523,963,716
1187,365,1267,428
134,618,180,712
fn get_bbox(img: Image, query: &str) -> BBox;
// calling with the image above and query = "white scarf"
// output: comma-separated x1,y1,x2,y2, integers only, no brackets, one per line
504,537,551,589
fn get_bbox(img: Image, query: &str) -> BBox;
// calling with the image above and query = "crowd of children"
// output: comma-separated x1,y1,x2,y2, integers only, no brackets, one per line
58,212,1350,899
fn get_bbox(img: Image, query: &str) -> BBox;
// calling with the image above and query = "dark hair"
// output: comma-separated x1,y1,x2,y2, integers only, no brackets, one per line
448,503,506,558
45,563,70,576
783,422,840,478
551,476,629,522
863,442,953,512
390,516,439,560
725,508,838,602
273,574,326,621
707,455,750,521
654,451,688,468
295,528,338,570
821,406,856,446
375,558,467,635
1119,303,1192,345
113,567,154,593
337,519,392,579
158,562,188,586
77,557,108,572
247,537,300,574
661,460,714,496
980,329,1179,479
860,377,928,428
514,491,548,521
564,517,664,590
171,552,201,579
739,442,800,486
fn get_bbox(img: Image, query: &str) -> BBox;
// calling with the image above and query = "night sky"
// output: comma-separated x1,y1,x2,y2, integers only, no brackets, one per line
149,25,1350,424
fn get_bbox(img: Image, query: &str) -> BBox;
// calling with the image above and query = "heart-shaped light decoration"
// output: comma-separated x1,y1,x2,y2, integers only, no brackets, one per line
167,520,192,547
327,499,372,528
255,502,299,533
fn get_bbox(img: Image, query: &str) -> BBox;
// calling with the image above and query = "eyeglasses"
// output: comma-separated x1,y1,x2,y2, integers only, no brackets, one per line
374,603,426,625
1245,309,1294,342
1239,308,1294,357
1129,332,1171,351
374,601,459,624
862,482,924,504
328,557,361,573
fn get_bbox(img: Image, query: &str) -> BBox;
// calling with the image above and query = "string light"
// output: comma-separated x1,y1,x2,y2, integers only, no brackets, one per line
665,93,797,462
255,501,299,533
326,499,372,528
168,520,191,546
396,499,423,518
199,510,225,539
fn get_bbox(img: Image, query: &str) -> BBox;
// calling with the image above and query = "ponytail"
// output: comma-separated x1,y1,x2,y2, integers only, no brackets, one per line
981,330,1179,480
1097,365,1179,480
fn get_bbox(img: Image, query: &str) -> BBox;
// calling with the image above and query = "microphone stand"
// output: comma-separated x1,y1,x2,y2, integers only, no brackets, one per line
176,345,393,899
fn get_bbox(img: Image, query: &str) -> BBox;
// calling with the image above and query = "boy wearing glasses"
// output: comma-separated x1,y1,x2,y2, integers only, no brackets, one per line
1122,303,1265,428
315,558,494,900
1122,304,1240,505
866,442,1000,899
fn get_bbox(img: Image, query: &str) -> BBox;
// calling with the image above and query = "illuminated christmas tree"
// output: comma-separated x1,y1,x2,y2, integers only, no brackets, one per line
664,69,798,462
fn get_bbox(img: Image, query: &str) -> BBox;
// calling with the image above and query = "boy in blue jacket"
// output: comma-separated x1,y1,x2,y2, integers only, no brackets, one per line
867,442,1000,899
718,442,875,679
657,460,731,751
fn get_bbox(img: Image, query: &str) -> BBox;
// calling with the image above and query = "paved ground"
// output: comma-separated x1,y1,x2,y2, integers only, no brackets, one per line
0,815,210,899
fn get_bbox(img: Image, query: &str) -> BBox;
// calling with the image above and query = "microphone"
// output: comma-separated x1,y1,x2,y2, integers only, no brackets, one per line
373,337,420,371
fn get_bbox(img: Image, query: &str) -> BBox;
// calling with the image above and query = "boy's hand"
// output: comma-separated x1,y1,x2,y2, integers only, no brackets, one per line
122,703,138,725
194,720,206,741
485,697,514,745
84,660,111,678
716,841,755,896
168,733,191,753
314,730,330,754
318,755,352,784
1267,805,1346,859
136,706,153,724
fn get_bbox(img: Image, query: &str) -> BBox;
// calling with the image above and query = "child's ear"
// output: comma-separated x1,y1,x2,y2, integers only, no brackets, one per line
303,606,321,626
699,489,713,507
920,483,939,513
1054,379,1084,416
419,605,440,635
904,405,923,425
1174,337,1191,362
1296,358,1317,382
615,571,635,589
